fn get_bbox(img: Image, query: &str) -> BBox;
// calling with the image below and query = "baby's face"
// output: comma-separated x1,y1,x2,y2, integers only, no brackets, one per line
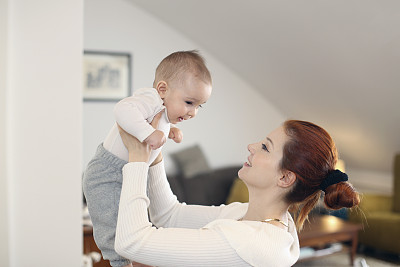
162,77,212,124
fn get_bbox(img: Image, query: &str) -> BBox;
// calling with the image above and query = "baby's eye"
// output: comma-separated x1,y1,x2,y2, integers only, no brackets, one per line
198,105,203,108
185,101,193,105
262,144,269,152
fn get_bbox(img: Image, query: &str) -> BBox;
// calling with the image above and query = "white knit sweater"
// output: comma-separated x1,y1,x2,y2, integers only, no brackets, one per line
115,161,300,267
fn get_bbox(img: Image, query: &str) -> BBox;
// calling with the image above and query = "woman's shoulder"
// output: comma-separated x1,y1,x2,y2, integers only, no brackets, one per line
217,202,248,220
203,210,300,267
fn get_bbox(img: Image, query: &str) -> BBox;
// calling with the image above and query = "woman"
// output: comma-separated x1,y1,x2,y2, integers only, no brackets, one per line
115,115,360,267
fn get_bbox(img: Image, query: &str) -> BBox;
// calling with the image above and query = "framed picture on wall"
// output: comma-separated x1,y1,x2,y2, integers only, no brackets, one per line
83,51,132,101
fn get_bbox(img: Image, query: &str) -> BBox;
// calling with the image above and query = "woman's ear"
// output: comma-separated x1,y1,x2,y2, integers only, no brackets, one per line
278,171,296,188
156,81,168,98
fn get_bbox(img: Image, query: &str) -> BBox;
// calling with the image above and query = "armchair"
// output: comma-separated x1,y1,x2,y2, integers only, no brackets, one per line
349,154,400,255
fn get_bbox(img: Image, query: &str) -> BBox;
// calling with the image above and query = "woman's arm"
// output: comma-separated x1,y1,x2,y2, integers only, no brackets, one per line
147,160,225,229
118,110,228,229
115,162,248,266
115,122,247,265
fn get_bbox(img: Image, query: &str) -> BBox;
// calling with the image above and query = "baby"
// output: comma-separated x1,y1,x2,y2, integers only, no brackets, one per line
83,50,212,267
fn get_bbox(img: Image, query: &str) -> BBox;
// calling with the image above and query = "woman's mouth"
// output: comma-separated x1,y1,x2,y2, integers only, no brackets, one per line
244,158,252,167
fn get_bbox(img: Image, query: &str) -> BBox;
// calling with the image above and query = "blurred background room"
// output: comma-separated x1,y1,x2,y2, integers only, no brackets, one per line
2,0,399,266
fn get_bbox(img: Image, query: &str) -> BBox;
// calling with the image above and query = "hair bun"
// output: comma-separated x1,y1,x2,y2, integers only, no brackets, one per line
323,182,360,210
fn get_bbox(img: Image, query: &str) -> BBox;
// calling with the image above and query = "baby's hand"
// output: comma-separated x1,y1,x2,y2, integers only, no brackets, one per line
168,127,183,143
144,130,166,150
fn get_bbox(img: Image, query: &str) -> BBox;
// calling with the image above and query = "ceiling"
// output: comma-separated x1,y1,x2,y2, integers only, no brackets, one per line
130,0,400,174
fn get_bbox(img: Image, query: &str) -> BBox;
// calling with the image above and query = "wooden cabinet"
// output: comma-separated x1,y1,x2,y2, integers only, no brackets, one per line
83,226,111,267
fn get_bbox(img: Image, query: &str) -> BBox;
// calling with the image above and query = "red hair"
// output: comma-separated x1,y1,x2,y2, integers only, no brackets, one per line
282,120,360,230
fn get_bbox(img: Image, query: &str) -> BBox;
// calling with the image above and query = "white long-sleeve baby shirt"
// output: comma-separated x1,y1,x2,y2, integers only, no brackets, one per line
103,88,170,164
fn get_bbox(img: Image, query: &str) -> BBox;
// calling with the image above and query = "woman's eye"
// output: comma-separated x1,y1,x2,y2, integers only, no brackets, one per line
262,144,269,152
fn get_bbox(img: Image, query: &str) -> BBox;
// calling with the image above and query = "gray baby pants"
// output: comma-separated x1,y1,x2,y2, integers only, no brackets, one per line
82,144,131,267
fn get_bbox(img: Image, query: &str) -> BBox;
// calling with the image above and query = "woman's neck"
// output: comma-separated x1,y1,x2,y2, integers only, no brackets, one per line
242,190,289,226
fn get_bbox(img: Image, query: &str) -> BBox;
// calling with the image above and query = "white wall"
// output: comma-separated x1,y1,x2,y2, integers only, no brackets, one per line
0,0,83,266
84,0,393,194
83,0,286,174
347,167,392,195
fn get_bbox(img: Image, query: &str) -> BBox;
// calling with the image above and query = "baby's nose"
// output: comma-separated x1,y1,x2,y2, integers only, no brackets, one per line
188,109,197,118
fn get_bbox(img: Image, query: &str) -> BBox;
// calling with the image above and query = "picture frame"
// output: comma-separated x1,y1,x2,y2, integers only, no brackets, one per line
83,51,132,101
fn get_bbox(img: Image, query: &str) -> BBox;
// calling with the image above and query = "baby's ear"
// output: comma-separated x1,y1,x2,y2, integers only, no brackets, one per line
156,81,168,98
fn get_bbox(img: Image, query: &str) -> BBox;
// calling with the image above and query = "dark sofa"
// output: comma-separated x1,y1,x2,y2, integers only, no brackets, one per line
166,166,242,205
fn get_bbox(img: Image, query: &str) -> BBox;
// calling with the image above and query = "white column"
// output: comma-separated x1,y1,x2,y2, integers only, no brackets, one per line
1,0,84,266
0,0,10,266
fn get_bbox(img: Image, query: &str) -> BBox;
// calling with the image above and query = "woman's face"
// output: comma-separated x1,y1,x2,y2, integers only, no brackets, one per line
238,126,288,189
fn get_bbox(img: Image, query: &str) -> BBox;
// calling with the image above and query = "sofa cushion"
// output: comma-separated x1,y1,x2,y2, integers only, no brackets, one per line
359,212,400,254
226,178,249,204
171,145,211,178
178,166,241,205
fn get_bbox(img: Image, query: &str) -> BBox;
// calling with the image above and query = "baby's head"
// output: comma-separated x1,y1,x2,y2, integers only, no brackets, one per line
153,50,212,124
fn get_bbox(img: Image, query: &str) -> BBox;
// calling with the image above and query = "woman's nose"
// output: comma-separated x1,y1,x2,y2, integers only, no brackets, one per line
248,143,255,153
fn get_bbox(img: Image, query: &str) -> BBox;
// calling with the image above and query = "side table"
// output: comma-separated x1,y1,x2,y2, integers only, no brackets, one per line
298,215,362,265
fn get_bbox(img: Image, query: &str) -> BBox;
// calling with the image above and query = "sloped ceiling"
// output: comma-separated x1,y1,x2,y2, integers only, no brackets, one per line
130,0,400,173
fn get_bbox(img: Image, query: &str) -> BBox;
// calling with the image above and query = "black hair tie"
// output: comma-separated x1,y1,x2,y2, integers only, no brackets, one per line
319,169,348,192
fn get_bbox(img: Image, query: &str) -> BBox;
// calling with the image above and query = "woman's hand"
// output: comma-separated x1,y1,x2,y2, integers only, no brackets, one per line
151,152,163,166
118,110,163,163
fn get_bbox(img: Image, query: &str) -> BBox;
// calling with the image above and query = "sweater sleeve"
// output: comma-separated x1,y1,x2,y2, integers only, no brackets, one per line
115,162,249,267
147,160,225,229
114,88,164,142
